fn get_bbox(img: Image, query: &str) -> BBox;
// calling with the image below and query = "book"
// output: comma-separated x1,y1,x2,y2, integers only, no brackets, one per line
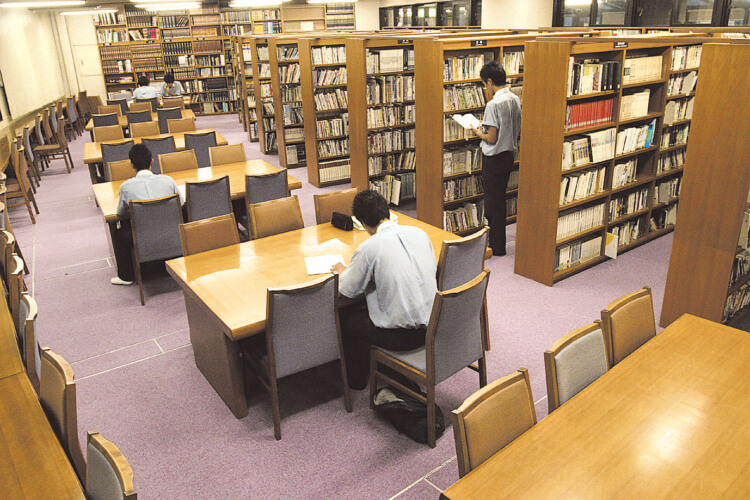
451,114,482,129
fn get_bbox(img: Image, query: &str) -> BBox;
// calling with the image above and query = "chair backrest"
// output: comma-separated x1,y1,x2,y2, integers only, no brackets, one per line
436,227,489,291
157,107,181,134
248,195,304,240
129,101,152,113
544,321,609,413
107,160,137,182
129,194,184,263
600,286,656,367
55,117,69,148
162,96,184,109
427,270,490,385
141,136,176,174
42,109,56,143
17,291,40,391
86,431,137,500
183,131,216,168
245,169,288,206
93,125,124,142
179,213,239,256
127,110,152,125
98,104,122,117
88,95,104,115
67,96,78,122
167,117,196,134
158,148,197,174
0,230,16,285
267,273,342,379
185,175,232,222
92,113,120,127
77,90,90,116
39,348,86,481
21,127,35,164
35,114,45,146
209,144,246,166
107,99,129,116
50,104,59,132
313,187,359,224
101,141,135,182
11,145,31,196
8,254,24,332
136,96,158,112
452,368,536,478
130,120,159,138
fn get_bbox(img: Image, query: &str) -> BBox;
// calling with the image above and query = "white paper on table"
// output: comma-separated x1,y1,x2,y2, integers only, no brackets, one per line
177,184,186,205
197,167,213,181
305,255,344,275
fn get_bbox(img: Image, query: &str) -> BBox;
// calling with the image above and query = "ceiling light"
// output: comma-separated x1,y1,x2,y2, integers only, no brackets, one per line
307,0,357,3
229,0,290,7
133,2,200,10
1,1,85,7
60,8,118,15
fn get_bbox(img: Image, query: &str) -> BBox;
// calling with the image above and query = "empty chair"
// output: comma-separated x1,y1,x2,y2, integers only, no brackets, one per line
127,110,152,125
107,99,129,115
129,101,152,113
130,120,159,138
0,230,17,285
179,213,239,256
141,136,176,174
17,291,40,392
183,131,216,168
246,169,288,206
158,149,198,174
21,127,41,187
106,160,136,182
313,187,358,224
34,113,46,147
209,143,246,166
34,117,74,174
162,96,184,109
157,107,181,134
41,108,58,144
167,117,196,134
7,147,39,223
93,124,124,142
452,368,537,477
92,113,119,127
98,104,122,117
369,270,491,448
39,348,87,481
129,194,184,305
8,254,24,329
77,90,91,121
246,273,351,439
185,175,231,221
248,195,304,240
101,141,135,182
65,96,82,138
544,322,609,413
86,431,137,500
88,95,104,116
136,96,158,112
600,286,656,367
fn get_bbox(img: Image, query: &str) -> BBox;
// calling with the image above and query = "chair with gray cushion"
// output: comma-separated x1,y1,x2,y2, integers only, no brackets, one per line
600,286,656,367
544,322,609,413
129,194,183,305
107,99,129,116
101,141,134,182
246,273,351,440
34,113,46,147
92,113,119,128
86,431,137,500
246,169,288,207
185,175,232,222
127,110,151,125
22,126,41,187
136,96,158,112
141,136,176,175
369,270,490,448
65,96,81,138
184,131,217,168
157,107,181,134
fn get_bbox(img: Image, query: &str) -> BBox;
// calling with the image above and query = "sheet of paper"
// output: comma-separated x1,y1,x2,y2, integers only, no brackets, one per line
177,184,186,205
197,167,213,181
305,255,345,275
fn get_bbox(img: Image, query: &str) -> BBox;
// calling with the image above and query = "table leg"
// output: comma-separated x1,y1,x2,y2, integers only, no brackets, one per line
183,292,248,419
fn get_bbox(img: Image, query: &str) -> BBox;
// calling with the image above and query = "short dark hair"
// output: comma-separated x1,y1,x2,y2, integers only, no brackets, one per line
138,75,150,87
352,189,390,228
164,73,175,84
128,143,152,171
480,61,506,86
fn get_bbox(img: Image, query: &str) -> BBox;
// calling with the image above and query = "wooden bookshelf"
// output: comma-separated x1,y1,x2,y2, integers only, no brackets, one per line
248,36,277,153
237,36,258,141
660,43,750,327
269,37,305,168
281,5,326,32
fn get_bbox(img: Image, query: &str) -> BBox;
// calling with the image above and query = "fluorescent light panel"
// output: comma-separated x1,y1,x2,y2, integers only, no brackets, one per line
1,0,85,7
133,2,200,10
229,0,290,7
60,8,118,15
307,0,357,3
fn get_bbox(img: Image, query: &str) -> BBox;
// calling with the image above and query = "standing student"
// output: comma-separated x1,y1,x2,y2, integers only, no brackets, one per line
160,73,184,97
471,60,521,256
132,75,159,100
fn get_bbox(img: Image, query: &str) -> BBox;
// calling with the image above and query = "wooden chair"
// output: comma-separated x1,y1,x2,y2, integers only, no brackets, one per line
8,254,24,328
185,175,231,222
248,195,304,240
544,321,609,413
166,117,196,134
98,104,122,117
246,169,288,206
107,160,137,182
126,110,152,126
184,131,216,168
20,127,41,188
77,90,91,121
369,270,491,448
129,101,152,113
92,113,120,128
86,431,137,500
135,96,158,112
88,95,104,117
65,96,83,138
159,149,198,174
313,187,359,224
33,117,74,174
0,230,17,286
101,141,135,182
41,108,58,145
17,292,40,392
246,273,351,439
141,136,176,174
7,146,39,223
93,124,125,142
130,121,159,138
179,213,239,256
452,368,537,478
157,107,181,134
107,99,129,116
209,144,246,166
162,96,184,109
39,348,87,482
600,286,656,367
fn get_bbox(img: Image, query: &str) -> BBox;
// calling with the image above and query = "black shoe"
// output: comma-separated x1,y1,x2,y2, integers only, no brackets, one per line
492,249,506,256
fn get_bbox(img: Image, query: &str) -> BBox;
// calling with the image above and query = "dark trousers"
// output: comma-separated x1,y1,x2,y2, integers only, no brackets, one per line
112,219,135,281
339,300,426,390
482,150,514,255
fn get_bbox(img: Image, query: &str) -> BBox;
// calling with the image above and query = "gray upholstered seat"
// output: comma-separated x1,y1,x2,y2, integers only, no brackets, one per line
141,136,176,175
437,226,489,290
186,175,232,221
127,110,151,124
92,113,119,128
86,431,137,500
157,107,181,134
136,96,158,112
49,105,58,133
107,99,129,116
553,327,608,406
101,141,134,182
184,131,217,168
246,169,288,205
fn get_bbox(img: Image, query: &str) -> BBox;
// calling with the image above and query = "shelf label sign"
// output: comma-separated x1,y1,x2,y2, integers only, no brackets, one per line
197,37,205,41
471,40,487,47
398,39,412,44
614,41,628,48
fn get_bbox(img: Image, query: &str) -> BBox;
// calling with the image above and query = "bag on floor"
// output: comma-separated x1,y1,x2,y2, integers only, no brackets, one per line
372,386,445,444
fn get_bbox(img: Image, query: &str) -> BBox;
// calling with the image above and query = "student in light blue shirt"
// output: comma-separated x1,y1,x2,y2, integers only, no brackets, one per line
132,75,159,100
159,73,184,97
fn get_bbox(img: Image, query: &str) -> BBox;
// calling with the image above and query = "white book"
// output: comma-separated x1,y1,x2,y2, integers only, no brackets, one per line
451,114,482,129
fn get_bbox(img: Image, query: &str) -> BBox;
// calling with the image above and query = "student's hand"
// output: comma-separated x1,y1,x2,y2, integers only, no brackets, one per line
471,125,482,138
331,262,346,274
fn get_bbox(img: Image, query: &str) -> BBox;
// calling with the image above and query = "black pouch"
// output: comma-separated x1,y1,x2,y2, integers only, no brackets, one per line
372,387,445,444
331,212,353,231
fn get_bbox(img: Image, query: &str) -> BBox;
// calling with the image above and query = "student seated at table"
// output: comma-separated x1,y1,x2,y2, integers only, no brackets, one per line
331,190,438,390
160,72,184,97
132,75,159,100
111,143,179,286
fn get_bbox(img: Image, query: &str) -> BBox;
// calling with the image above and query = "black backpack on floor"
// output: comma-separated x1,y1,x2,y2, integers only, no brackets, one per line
372,386,445,444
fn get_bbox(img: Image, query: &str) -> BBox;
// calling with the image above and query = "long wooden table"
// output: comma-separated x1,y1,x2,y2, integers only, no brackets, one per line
84,108,196,132
165,214,458,418
442,314,750,499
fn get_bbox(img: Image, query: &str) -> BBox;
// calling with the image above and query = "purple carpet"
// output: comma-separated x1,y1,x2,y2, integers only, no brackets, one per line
10,113,675,499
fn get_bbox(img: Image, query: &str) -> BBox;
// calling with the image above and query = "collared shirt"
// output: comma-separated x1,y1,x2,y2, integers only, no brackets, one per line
132,86,159,100
159,81,184,97
339,220,438,329
117,170,179,218
481,87,521,156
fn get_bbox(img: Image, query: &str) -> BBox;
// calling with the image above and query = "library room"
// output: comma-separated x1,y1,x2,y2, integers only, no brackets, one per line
0,0,749,497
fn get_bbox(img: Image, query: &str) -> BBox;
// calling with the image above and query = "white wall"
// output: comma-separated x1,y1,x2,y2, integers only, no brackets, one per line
62,14,106,100
356,0,381,31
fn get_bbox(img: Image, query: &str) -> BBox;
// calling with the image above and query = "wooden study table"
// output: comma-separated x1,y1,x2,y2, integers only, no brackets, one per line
84,108,196,132
442,314,750,499
165,214,458,418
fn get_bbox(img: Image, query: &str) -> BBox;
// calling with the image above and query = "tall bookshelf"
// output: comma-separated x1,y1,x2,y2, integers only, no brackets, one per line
659,43,749,327
514,38,699,286
250,8,281,34
281,5,326,32
237,36,258,141
270,37,306,168
249,36,277,153
325,3,356,30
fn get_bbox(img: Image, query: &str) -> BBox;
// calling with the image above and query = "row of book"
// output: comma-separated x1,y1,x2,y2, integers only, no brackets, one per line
248,122,258,141
194,40,222,54
314,89,348,111
193,89,234,100
444,201,485,233
370,172,413,205
192,14,221,26
102,60,132,74
610,188,648,220
196,54,225,66
559,166,606,206
723,283,750,322
557,203,605,240
199,101,237,113
507,196,518,217
256,46,269,60
284,127,304,142
565,97,614,130
366,48,414,74
444,175,483,202
444,54,487,82
261,100,274,114
661,123,690,148
132,44,162,57
502,51,524,75
443,145,481,176
567,59,621,96
616,120,656,155
622,55,662,85
126,15,157,29
319,159,351,183
94,12,124,26
366,76,415,105
316,116,349,138
368,128,415,154
254,22,281,34
563,127,617,169
222,11,251,23
258,63,272,78
620,89,651,120
132,60,163,72
654,178,681,204
251,9,279,21
262,116,275,130
159,15,188,28
197,67,225,77
554,236,602,273
162,28,191,39
282,104,304,125
368,151,416,176
311,46,345,65
260,84,273,100
657,148,685,174
443,116,479,142
165,55,192,68
671,45,702,71
173,68,195,79
444,84,485,112
313,68,347,87
192,27,219,37
163,42,192,55
730,249,750,287
663,97,694,125
318,138,350,158
367,105,415,128
278,46,299,61
279,63,300,84
100,45,130,60
96,30,127,43
611,218,644,248
612,159,638,189
667,71,697,96
650,204,677,231
284,144,306,165
264,131,277,152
